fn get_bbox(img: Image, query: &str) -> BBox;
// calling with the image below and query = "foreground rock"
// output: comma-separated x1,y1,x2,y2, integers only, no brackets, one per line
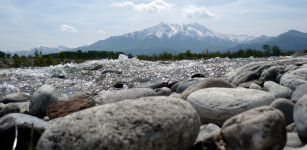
280,63,307,90
270,98,294,125
37,97,200,150
222,106,287,150
0,92,30,104
187,88,276,125
293,95,307,142
0,103,20,117
192,106,287,150
291,84,307,103
180,78,232,100
263,81,292,99
195,123,221,143
29,85,68,118
94,88,156,105
0,113,49,150
286,132,304,148
47,95,95,119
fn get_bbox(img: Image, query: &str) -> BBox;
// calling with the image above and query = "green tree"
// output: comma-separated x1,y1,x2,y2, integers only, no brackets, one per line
58,51,66,63
262,44,271,56
272,45,281,56
12,54,21,68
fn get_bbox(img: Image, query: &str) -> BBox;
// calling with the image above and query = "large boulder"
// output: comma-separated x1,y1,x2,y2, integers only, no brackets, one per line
187,88,276,125
293,95,307,142
0,113,49,150
263,81,292,98
47,95,95,119
94,88,157,105
270,98,294,125
222,106,287,150
29,85,68,118
0,92,30,104
280,64,307,90
36,97,200,150
191,106,287,150
180,78,233,100
225,59,307,87
291,84,307,103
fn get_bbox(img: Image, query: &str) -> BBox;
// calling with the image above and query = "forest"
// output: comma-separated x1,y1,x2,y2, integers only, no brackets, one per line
0,44,303,68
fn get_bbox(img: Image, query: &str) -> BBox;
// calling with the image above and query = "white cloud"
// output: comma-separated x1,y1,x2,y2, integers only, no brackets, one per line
242,10,250,15
110,1,134,8
110,0,173,13
60,24,79,32
182,5,216,19
98,29,106,34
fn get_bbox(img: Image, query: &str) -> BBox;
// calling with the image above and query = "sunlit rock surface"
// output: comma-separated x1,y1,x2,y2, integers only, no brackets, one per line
0,55,291,96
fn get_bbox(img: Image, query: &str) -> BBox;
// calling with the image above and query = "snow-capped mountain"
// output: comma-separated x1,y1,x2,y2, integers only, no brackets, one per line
10,45,71,56
122,23,255,42
76,23,261,55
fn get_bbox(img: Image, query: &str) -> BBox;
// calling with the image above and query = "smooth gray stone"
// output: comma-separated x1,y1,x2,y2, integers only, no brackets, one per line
176,79,199,93
156,87,172,96
249,83,262,90
0,92,30,104
291,84,307,103
94,88,157,105
294,95,307,142
280,64,307,90
0,103,20,118
187,88,276,125
264,81,292,99
29,85,68,118
286,132,304,148
222,106,286,150
271,98,294,125
37,96,200,150
180,78,232,100
0,113,49,150
195,123,221,143
225,59,307,87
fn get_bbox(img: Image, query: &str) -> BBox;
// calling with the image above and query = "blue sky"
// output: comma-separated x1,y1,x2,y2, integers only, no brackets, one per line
0,0,307,51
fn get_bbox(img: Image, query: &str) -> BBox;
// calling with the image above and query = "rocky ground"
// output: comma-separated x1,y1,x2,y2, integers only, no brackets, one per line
1,57,307,150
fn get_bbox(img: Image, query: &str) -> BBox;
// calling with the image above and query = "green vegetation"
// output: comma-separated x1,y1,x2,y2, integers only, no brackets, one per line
0,45,304,68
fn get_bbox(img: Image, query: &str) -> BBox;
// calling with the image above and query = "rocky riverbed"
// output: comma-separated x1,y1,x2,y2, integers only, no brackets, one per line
1,55,307,150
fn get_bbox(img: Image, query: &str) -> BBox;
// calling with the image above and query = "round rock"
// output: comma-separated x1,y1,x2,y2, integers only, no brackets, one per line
270,98,294,125
263,81,292,99
187,88,276,125
0,113,49,150
94,88,157,105
294,94,307,142
222,106,287,150
291,84,307,103
195,123,221,143
29,85,68,118
0,92,30,104
155,87,172,96
249,83,262,90
36,96,200,150
180,78,232,100
176,79,199,93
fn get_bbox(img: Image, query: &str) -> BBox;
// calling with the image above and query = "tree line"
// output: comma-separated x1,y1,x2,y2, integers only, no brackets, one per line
0,44,305,68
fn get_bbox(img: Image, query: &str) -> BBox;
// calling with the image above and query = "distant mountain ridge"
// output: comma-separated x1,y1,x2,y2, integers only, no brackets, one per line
234,30,307,50
8,45,71,56
76,23,267,55
7,23,307,56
